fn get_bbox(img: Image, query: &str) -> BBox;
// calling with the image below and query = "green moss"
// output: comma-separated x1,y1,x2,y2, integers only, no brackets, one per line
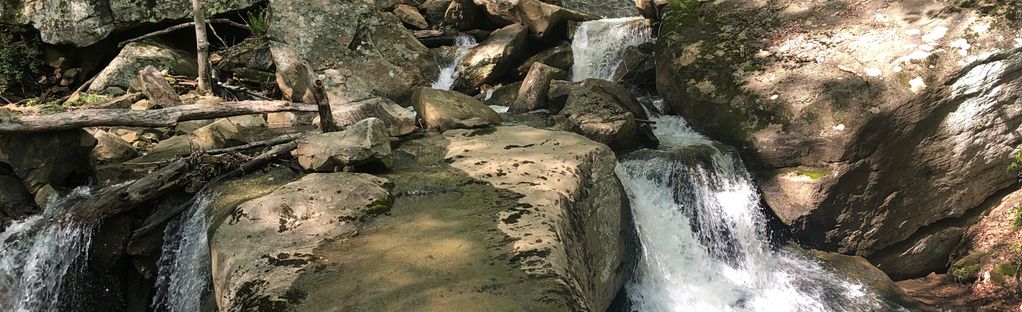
64,94,108,107
995,262,1019,277
1010,205,1022,228
795,168,829,180
951,252,986,281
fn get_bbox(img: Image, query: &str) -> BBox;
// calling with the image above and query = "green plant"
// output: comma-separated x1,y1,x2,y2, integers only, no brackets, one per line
795,168,829,180
0,24,41,85
246,10,269,38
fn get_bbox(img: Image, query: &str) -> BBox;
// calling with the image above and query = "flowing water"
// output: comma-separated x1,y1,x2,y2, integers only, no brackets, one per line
0,188,96,312
432,35,479,90
571,17,653,81
570,18,902,311
151,195,215,312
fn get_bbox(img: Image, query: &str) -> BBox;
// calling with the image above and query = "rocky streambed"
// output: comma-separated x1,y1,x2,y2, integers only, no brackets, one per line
1,0,1022,311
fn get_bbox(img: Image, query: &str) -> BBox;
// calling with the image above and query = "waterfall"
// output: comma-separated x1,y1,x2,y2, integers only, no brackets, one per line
571,17,653,81
432,35,479,90
151,195,214,312
0,188,96,312
617,114,896,311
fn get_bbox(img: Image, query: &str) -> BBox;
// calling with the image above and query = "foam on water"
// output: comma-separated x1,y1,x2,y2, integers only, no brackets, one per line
151,195,215,312
571,17,653,81
432,35,479,90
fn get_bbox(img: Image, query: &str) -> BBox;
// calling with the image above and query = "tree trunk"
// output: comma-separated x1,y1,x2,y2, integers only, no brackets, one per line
192,0,212,94
313,78,338,132
0,101,318,133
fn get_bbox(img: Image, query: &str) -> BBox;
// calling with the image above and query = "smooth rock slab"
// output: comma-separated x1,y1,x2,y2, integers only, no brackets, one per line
411,87,501,131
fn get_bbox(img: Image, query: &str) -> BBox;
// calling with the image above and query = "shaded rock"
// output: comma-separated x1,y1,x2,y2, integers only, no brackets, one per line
456,23,528,91
317,97,417,136
482,81,521,108
215,37,275,90
444,0,481,30
394,4,429,30
634,0,667,21
559,0,640,18
3,0,260,46
812,251,928,311
209,172,394,312
510,62,567,113
555,79,657,153
515,42,573,79
869,227,964,280
0,164,36,229
411,87,502,131
612,43,655,86
422,0,454,25
0,130,96,194
192,115,269,150
270,0,438,104
294,118,393,172
88,41,197,95
89,215,132,272
91,130,138,163
138,65,183,107
473,0,596,39
546,79,572,114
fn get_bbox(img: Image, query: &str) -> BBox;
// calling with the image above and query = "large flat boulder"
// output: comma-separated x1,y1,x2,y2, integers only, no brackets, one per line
270,0,438,104
209,172,394,312
294,118,393,172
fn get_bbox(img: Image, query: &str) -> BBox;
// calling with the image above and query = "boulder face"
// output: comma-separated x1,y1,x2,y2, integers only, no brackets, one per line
0,164,36,230
456,23,528,91
319,97,417,137
555,79,657,153
88,41,197,95
656,0,1022,265
0,130,96,194
559,0,639,18
269,0,438,104
294,118,393,172
3,0,259,46
510,62,567,113
209,172,394,312
411,87,502,131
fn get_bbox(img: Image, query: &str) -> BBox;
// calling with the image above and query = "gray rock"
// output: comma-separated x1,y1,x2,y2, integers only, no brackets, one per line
3,0,260,46
472,0,596,39
318,97,417,137
482,81,521,108
191,115,269,150
559,0,641,18
270,0,438,104
456,23,528,91
443,0,481,30
422,0,454,25
0,130,96,194
411,87,502,131
394,4,429,30
0,164,36,229
546,79,572,114
88,41,197,94
510,62,567,113
813,251,927,310
869,227,964,280
295,118,393,172
515,42,573,79
555,79,657,153
91,130,138,163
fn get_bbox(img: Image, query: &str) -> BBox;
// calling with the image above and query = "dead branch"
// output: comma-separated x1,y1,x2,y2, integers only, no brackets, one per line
118,19,252,48
0,101,318,133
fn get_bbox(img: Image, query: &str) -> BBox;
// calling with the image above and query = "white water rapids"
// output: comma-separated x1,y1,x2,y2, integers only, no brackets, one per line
432,35,479,90
572,17,653,81
0,188,96,312
151,195,214,312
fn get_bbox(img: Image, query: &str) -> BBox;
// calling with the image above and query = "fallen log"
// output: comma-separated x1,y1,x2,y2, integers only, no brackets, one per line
132,140,300,237
70,158,192,223
0,101,318,133
118,18,251,48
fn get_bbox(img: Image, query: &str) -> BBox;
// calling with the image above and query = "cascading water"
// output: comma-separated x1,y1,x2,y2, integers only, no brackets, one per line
432,35,479,90
618,113,898,311
572,18,904,311
151,195,215,312
571,17,653,81
0,188,96,312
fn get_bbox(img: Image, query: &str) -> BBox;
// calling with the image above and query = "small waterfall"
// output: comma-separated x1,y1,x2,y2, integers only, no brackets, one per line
151,195,214,312
571,17,653,81
0,188,96,312
432,35,479,90
617,113,897,311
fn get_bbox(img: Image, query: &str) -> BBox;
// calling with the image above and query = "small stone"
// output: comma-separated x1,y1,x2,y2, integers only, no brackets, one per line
130,99,157,110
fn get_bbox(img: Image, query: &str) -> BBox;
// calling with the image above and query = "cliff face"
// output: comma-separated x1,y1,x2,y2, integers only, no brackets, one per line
656,0,1022,278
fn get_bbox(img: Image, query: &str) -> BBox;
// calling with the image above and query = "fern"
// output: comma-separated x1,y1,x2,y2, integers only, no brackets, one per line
246,10,269,38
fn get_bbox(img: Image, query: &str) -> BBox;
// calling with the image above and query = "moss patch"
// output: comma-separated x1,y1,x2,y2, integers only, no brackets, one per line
796,168,829,180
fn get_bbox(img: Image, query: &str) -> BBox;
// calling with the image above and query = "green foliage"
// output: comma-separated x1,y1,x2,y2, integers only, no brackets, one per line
951,252,986,281
246,10,269,38
1006,150,1022,173
63,93,107,107
0,25,41,85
